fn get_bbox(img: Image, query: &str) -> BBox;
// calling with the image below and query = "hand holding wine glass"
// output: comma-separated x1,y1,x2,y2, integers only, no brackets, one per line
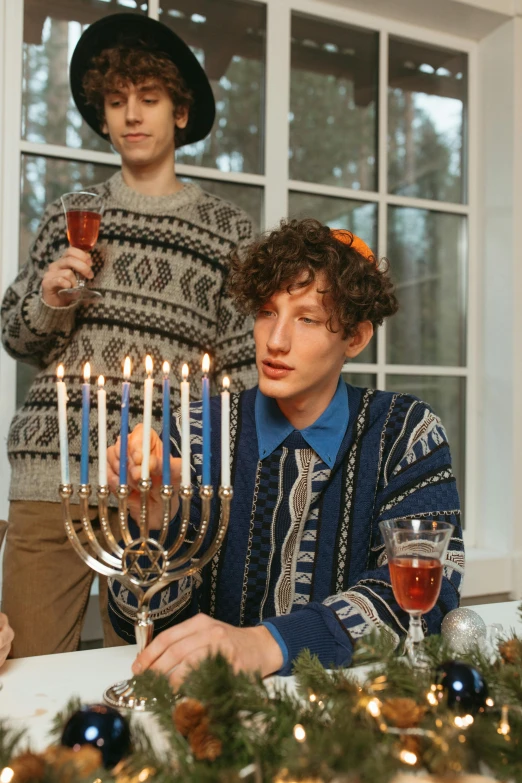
58,191,104,301
379,518,453,668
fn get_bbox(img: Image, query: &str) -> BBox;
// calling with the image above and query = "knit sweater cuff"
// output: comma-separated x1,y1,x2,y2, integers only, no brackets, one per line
264,604,354,676
22,290,77,335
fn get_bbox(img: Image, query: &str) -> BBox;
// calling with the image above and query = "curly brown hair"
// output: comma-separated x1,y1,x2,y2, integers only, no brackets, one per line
81,45,194,147
228,218,399,338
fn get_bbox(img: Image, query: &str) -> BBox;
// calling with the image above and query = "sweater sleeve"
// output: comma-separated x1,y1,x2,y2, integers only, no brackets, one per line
264,402,464,675
1,202,79,367
212,214,257,392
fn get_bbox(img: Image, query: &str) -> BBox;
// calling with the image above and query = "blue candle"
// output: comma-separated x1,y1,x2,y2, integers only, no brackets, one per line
202,353,211,486
119,357,131,485
162,361,171,486
80,362,91,485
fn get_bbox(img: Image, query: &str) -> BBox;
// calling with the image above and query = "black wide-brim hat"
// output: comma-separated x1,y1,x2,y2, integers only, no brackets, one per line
70,12,215,147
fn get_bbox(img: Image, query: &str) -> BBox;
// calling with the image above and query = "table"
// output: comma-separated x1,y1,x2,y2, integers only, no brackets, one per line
1,601,520,752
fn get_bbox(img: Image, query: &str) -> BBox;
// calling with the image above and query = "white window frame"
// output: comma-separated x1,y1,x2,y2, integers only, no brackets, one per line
0,0,482,578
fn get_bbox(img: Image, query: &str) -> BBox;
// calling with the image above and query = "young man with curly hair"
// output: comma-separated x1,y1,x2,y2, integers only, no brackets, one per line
1,13,256,657
107,218,464,686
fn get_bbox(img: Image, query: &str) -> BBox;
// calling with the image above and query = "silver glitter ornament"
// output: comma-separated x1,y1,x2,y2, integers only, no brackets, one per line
441,608,487,654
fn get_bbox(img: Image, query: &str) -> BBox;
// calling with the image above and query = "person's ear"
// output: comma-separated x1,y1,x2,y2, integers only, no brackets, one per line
175,107,189,129
101,119,109,136
344,321,374,359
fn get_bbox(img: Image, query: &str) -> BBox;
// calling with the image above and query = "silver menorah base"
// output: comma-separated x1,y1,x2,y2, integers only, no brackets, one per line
59,479,233,711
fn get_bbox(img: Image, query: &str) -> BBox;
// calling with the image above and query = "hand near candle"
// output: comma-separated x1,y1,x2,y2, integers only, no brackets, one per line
132,613,283,689
107,424,181,528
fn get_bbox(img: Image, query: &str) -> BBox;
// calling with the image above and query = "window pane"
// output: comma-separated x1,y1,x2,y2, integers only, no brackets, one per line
288,191,377,364
181,177,263,231
290,13,378,190
342,371,376,389
162,0,266,174
288,192,377,251
388,37,467,203
17,155,119,407
22,1,146,151
387,207,467,366
386,374,465,519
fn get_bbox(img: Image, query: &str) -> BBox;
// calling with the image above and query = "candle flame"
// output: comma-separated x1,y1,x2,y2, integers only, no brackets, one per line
83,362,91,382
98,375,105,388
223,376,230,390
202,353,210,374
123,356,131,380
145,355,153,376
162,360,170,377
57,364,64,381
182,363,189,380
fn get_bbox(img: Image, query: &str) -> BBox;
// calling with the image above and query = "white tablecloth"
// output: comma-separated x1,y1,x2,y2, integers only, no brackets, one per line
0,601,520,751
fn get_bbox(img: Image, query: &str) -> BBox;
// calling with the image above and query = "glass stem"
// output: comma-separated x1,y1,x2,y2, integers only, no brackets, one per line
406,612,425,667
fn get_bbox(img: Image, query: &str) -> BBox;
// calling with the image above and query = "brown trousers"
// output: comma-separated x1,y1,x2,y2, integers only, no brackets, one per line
2,500,128,658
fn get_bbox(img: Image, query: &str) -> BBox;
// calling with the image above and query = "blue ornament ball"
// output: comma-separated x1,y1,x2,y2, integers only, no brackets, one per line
435,660,488,714
61,703,131,769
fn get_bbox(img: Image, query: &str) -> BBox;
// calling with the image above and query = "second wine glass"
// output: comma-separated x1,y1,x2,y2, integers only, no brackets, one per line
379,518,454,667
59,191,104,300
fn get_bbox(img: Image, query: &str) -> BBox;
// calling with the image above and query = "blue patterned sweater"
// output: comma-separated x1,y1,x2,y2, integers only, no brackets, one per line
108,384,464,674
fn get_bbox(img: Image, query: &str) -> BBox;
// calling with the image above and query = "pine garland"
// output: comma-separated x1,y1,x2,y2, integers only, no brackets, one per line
2,631,522,782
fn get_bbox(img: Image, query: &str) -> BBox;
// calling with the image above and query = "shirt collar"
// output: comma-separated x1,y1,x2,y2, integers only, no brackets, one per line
255,378,349,468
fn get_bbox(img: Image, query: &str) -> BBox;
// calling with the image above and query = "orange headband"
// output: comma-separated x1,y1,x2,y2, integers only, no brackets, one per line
330,228,374,262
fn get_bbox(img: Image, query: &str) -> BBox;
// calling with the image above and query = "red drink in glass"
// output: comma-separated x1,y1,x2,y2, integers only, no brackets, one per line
389,556,443,613
66,210,101,251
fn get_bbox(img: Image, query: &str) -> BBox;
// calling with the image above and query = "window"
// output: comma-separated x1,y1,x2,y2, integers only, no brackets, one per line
286,12,470,515
0,0,475,536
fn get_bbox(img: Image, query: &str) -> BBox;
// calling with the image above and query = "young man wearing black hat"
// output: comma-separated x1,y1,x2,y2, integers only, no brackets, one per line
0,13,256,658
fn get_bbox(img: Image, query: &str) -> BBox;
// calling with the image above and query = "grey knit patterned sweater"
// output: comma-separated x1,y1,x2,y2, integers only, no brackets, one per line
1,172,257,503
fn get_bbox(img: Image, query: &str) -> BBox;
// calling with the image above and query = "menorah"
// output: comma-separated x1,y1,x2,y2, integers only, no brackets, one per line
59,477,233,711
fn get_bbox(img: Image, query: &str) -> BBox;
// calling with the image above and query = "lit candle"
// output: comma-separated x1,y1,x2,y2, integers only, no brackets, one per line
119,357,131,485
181,363,190,486
80,362,91,486
141,355,154,480
202,353,211,486
56,364,70,484
97,376,107,487
221,377,230,487
162,361,171,486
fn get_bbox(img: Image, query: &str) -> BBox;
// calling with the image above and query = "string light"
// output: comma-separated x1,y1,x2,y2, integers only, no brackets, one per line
293,724,306,742
399,749,417,765
498,705,510,736
454,714,474,728
366,698,381,718
0,769,14,783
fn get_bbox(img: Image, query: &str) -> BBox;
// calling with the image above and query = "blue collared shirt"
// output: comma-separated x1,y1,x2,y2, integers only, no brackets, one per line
255,377,349,468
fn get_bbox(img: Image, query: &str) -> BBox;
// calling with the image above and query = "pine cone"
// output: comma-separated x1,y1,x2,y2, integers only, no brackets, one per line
43,743,102,781
173,697,208,736
381,697,426,728
188,719,223,762
499,639,522,665
9,751,46,782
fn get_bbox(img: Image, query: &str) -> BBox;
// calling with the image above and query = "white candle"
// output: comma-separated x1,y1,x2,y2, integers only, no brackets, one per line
141,355,154,480
221,376,230,487
181,363,191,486
56,364,69,484
97,376,107,486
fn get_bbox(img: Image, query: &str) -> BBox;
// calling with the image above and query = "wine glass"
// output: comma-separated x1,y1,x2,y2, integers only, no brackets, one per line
379,518,453,667
59,191,104,300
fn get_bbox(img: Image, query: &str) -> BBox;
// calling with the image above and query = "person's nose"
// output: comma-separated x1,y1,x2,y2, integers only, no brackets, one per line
266,317,291,354
125,95,142,125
